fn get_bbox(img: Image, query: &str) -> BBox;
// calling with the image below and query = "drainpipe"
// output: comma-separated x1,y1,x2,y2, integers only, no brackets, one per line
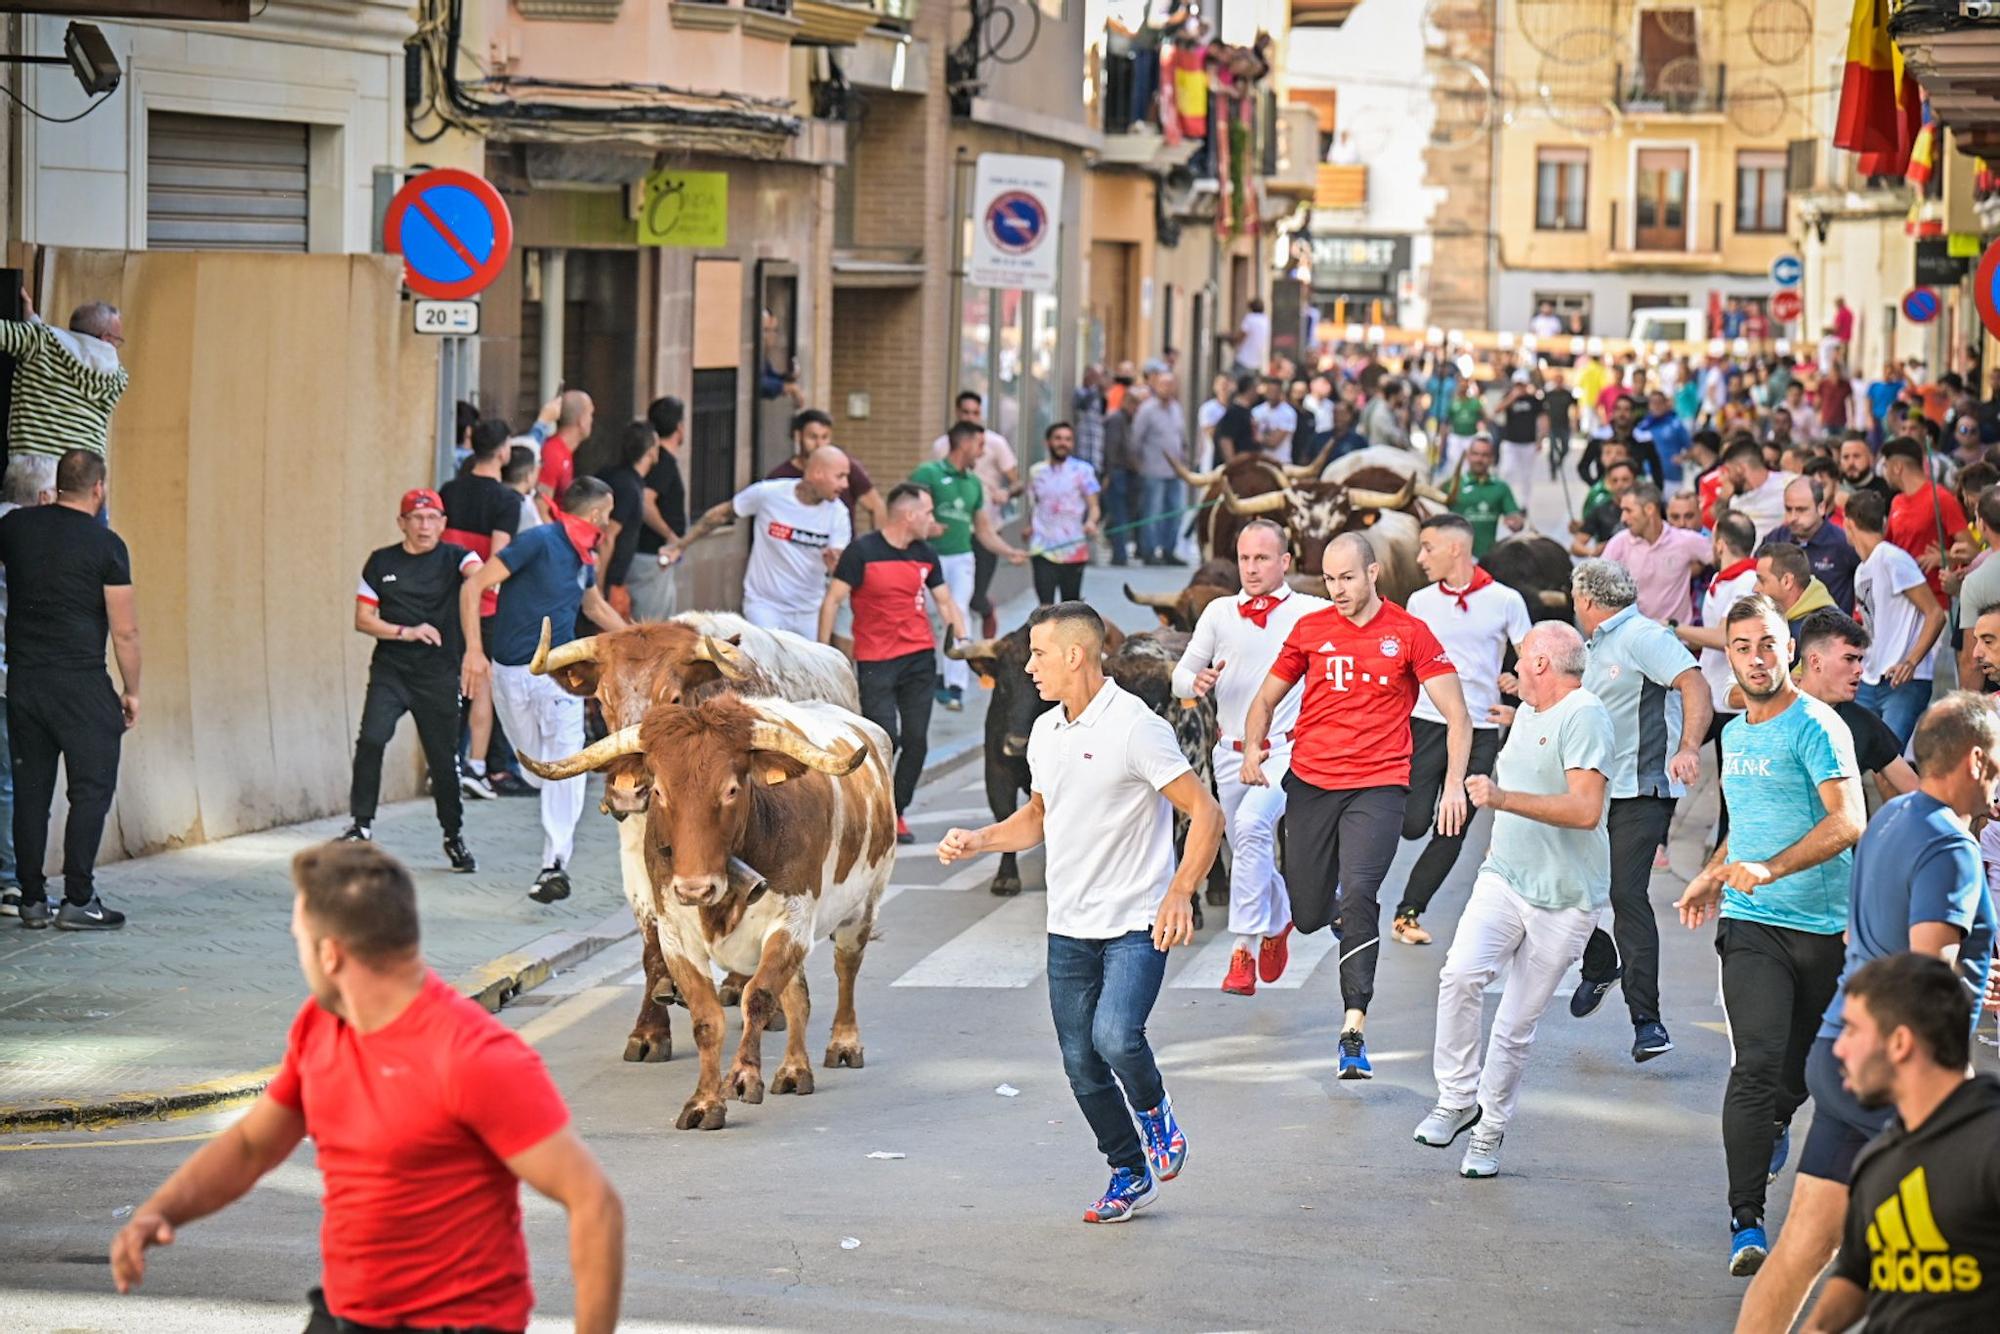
539,248,567,402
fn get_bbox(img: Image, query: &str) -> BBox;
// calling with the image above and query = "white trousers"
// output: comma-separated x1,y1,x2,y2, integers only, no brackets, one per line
491,663,587,869
740,596,818,641
626,556,679,622
1433,868,1596,1132
936,551,977,691
1498,440,1540,509
1442,433,1475,479
1214,744,1293,938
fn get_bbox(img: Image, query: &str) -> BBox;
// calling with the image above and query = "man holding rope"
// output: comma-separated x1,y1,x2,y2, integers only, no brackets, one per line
1025,422,1101,605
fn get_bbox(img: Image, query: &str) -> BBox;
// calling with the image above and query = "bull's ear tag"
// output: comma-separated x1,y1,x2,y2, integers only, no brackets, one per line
979,674,995,689
763,766,791,785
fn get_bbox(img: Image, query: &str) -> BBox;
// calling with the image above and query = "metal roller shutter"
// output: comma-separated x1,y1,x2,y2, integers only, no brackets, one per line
146,112,309,252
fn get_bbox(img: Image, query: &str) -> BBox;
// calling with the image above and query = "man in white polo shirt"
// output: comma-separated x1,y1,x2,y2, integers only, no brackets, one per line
1172,519,1330,994
940,602,1223,1225
1393,513,1533,945
668,445,853,637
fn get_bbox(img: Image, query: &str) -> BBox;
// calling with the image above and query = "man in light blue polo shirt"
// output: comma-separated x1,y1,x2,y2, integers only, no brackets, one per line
1673,592,1864,1279
1569,559,1711,1063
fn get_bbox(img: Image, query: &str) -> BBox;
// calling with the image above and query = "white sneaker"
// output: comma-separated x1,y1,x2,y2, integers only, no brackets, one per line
1413,1103,1481,1148
1460,1126,1504,1178
460,772,498,800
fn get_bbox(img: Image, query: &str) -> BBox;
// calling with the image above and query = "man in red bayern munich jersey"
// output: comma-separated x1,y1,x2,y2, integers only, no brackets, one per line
110,841,624,1333
1241,530,1473,1079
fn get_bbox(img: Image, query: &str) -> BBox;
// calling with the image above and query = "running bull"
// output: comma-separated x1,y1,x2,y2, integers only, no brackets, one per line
946,626,1223,905
525,613,859,1064
520,693,894,1131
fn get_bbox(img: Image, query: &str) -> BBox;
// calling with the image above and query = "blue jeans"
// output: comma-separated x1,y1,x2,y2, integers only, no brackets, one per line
1140,476,1182,560
1857,677,1931,750
1047,929,1169,1173
0,699,14,886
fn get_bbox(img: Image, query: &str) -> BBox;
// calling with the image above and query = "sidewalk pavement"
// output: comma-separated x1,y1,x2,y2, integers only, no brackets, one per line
0,554,1191,1135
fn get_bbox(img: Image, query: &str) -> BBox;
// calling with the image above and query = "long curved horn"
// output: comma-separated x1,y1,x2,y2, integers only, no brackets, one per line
1416,482,1451,505
518,725,643,782
1123,583,1180,610
1168,454,1225,488
529,618,603,676
750,721,867,775
1223,485,1289,516
943,636,1002,661
1281,437,1337,480
1346,477,1416,511
692,633,748,680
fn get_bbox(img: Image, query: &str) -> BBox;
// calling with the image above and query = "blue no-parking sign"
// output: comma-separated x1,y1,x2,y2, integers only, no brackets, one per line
1902,287,1940,324
382,169,514,301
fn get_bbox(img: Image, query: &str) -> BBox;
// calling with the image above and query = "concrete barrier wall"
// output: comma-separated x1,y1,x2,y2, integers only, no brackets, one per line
30,249,435,860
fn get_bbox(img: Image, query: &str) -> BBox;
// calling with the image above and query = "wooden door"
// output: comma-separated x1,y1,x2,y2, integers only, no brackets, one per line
1634,148,1690,251
1089,240,1133,366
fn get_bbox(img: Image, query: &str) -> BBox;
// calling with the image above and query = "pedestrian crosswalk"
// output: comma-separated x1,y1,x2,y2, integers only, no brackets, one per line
1168,926,1342,990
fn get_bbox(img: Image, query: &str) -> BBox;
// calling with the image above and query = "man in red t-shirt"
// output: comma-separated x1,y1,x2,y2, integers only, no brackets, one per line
536,389,593,523
822,483,969,842
111,842,624,1334
1239,531,1473,1079
1879,435,1968,602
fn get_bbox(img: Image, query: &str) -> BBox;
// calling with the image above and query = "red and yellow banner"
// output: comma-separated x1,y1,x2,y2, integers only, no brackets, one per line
1836,0,1922,175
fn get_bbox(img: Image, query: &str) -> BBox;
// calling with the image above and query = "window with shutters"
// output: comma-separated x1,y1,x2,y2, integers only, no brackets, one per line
1736,150,1788,234
1535,148,1587,231
147,112,309,252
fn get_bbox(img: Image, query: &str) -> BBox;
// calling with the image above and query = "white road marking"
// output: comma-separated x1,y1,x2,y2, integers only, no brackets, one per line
879,863,990,906
1169,927,1340,990
891,896,1049,988
904,805,994,824
514,985,628,1045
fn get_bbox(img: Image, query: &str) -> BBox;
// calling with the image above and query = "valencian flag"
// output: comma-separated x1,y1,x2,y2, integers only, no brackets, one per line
1836,0,1922,176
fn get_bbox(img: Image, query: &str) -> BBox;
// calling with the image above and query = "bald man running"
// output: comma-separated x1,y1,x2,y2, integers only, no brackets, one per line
1242,531,1473,1079
672,445,854,638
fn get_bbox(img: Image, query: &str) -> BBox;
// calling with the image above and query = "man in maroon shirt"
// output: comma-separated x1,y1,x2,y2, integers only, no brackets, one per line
1239,531,1473,1079
111,841,624,1333
822,483,969,843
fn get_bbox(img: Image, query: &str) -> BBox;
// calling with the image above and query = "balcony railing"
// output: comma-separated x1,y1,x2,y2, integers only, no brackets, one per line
1614,61,1726,115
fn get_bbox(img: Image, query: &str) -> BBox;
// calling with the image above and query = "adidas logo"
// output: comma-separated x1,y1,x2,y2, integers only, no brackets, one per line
1318,641,1336,652
1867,1166,1984,1294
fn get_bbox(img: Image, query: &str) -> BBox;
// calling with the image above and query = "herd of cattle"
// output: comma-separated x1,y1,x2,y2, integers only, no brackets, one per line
505,445,1579,1132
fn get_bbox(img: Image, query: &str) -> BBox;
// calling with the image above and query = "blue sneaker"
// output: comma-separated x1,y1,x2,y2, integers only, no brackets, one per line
1768,1123,1791,1182
1136,1094,1188,1181
1338,1029,1373,1080
1730,1222,1770,1277
1082,1165,1157,1224
1571,967,1621,1019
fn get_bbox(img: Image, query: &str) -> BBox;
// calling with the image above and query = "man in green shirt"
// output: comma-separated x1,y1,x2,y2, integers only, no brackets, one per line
1450,436,1525,556
1442,379,1487,476
911,420,1027,709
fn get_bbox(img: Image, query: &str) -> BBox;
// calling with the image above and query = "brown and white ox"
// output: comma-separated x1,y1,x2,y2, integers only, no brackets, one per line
520,693,895,1131
1213,447,1445,604
524,613,859,1064
1167,445,1333,562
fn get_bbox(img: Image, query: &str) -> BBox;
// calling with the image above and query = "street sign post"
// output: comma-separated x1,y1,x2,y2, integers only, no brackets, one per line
1770,289,1803,324
382,168,513,301
1901,287,1940,325
1770,254,1803,288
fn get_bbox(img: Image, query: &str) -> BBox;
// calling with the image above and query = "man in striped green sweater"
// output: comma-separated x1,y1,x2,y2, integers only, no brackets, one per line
0,290,128,459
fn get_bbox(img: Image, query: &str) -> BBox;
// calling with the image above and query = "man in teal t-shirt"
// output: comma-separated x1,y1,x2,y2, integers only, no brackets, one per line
1449,436,1524,556
1676,593,1864,1275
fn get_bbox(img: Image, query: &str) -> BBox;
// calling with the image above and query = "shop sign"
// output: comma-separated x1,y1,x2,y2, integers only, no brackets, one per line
968,153,1064,293
1915,236,1969,286
638,169,729,248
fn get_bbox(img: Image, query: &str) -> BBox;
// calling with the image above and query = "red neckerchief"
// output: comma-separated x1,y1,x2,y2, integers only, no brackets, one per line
557,511,602,565
1238,585,1290,628
1440,566,1494,613
1709,557,1755,597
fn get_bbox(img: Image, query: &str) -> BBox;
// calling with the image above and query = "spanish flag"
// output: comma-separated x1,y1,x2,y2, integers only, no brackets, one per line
1905,100,1938,189
1836,0,1922,174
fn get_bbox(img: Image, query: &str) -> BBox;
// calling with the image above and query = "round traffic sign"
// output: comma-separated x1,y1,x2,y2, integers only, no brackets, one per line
382,169,514,301
984,190,1048,256
1771,289,1803,324
1770,254,1803,288
1976,240,2000,342
1902,287,1941,325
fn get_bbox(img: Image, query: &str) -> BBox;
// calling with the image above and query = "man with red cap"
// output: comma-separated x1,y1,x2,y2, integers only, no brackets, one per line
342,489,481,873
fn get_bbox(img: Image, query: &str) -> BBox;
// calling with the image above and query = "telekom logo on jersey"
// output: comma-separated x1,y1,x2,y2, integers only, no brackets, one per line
1316,635,1403,692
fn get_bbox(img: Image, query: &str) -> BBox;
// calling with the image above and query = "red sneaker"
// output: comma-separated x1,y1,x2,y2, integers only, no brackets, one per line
1221,948,1257,996
896,816,914,846
1259,923,1294,983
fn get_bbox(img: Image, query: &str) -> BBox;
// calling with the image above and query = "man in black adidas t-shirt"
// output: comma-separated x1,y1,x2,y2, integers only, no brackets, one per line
821,483,969,843
344,489,481,872
1805,954,2000,1334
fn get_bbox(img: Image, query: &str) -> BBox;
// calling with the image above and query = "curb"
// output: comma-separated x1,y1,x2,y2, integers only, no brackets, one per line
0,910,637,1137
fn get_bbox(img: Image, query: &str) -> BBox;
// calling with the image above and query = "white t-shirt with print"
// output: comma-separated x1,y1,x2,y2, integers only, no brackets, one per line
1855,539,1936,684
1029,681,1193,939
732,478,852,616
